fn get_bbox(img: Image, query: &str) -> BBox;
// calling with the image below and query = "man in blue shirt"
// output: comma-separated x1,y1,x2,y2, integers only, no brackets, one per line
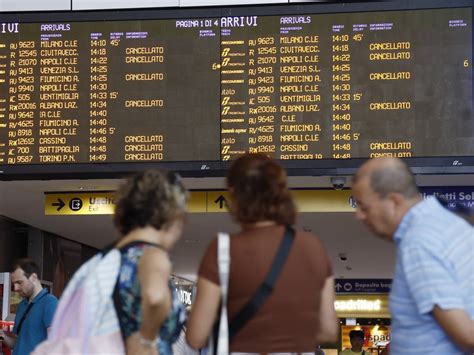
0,259,58,355
352,157,474,355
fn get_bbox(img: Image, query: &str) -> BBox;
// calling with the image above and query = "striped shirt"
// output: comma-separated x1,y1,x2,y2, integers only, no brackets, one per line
390,197,474,355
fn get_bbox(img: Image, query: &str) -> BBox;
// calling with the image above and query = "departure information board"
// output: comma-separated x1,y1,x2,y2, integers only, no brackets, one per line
0,1,472,177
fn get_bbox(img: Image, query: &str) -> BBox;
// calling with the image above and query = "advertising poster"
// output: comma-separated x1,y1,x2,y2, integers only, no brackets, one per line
341,325,390,352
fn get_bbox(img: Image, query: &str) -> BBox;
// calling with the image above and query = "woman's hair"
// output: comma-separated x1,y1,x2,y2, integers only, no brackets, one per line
114,169,188,236
227,153,296,225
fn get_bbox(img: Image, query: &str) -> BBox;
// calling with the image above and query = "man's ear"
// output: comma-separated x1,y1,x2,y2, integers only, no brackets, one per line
387,192,410,223
29,272,39,282
387,192,405,207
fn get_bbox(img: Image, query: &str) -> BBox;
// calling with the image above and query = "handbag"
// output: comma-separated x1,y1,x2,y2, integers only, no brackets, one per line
32,248,125,355
33,240,163,355
210,226,295,354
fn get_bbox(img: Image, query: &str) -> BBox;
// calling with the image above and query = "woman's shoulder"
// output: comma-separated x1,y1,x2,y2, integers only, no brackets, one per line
294,228,325,245
229,225,324,245
140,245,172,271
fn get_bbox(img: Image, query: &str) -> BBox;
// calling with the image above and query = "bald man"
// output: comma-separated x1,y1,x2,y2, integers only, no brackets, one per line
352,158,474,355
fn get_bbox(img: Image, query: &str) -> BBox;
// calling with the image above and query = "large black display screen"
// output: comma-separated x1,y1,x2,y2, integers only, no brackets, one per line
0,1,472,177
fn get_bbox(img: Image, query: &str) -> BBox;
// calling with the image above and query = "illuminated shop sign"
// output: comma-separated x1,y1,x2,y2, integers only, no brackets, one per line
335,299,382,311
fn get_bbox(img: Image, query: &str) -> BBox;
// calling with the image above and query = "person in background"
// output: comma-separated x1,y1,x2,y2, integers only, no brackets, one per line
186,153,338,353
113,169,188,355
339,330,368,355
352,157,474,355
0,259,58,355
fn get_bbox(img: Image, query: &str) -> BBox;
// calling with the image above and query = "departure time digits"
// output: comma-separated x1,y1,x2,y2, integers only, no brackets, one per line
218,9,471,161
0,6,471,166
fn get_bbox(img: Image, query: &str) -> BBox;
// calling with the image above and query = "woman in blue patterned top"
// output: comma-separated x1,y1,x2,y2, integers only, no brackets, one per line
113,169,188,355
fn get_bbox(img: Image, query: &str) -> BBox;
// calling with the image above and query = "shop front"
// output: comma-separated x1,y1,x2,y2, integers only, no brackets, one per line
335,292,391,354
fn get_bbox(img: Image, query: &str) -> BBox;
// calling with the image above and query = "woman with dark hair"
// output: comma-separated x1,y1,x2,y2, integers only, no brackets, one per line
113,169,188,355
187,153,338,353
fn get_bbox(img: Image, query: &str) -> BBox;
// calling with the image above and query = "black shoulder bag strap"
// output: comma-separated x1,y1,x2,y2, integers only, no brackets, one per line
15,302,34,336
228,225,295,342
16,290,48,335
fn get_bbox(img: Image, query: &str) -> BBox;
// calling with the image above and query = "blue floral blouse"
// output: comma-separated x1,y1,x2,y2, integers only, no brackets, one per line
113,241,186,354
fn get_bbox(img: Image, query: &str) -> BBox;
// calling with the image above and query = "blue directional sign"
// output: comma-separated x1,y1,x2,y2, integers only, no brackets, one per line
420,187,474,214
350,187,474,214
335,279,392,294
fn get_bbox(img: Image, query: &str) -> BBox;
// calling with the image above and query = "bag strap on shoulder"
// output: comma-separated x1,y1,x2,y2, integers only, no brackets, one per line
16,289,49,335
213,232,230,355
228,225,295,341
16,302,34,335
106,240,167,254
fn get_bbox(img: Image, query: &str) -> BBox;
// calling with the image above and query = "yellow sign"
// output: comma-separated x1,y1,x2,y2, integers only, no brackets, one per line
205,191,231,213
187,191,207,213
45,189,355,215
335,294,390,318
188,190,354,213
45,192,116,215
293,189,354,212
